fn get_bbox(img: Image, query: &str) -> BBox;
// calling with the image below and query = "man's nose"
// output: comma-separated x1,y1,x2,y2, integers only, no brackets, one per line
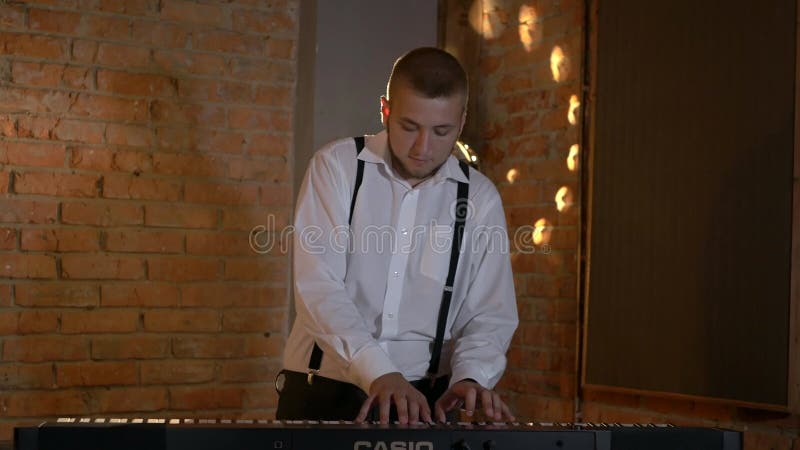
412,130,431,156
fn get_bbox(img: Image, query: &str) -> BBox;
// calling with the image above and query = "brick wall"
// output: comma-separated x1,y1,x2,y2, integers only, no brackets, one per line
469,0,799,448
0,0,296,439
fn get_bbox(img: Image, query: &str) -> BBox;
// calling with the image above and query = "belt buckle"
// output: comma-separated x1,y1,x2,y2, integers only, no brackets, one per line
307,369,319,385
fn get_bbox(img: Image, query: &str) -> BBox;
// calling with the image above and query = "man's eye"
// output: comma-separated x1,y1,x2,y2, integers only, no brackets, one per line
401,124,416,132
434,128,450,137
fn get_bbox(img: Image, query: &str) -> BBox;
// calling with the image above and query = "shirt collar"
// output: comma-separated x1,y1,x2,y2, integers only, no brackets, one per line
360,130,470,185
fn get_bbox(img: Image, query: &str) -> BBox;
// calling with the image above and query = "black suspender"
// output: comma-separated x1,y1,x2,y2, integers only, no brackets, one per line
427,161,469,382
306,137,470,386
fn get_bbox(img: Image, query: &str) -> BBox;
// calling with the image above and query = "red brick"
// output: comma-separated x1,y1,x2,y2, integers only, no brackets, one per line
228,107,291,131
0,363,53,389
11,61,64,87
150,100,225,126
62,65,93,89
143,310,220,332
160,0,223,26
21,228,100,252
82,14,130,40
197,129,246,154
228,157,288,183
152,153,225,177
106,124,153,147
131,21,190,48
94,387,169,413
231,58,294,83
0,284,10,306
193,30,264,54
0,115,17,137
15,283,100,307
0,4,25,29
220,359,282,383
265,38,294,59
61,201,143,226
152,50,226,76
0,32,69,59
186,231,254,256
91,336,169,359
232,9,295,34
254,85,292,110
181,284,286,308
0,88,72,115
222,308,284,333
223,257,287,281
3,390,88,417
61,310,139,334
79,0,159,16
16,310,58,334
14,171,100,197
147,256,219,282
243,384,279,410
52,120,106,144
144,203,218,229
70,39,98,64
185,181,259,205
510,394,573,422
101,283,179,307
97,69,176,97
172,335,283,359
3,336,89,362
519,322,576,349
93,42,152,68
16,115,57,139
0,227,16,250
0,312,17,334
154,126,196,151
222,207,290,231
70,147,153,172
259,183,292,206
61,255,145,280
103,173,181,201
103,229,184,253
29,8,82,33
170,386,244,411
70,93,148,122
2,142,66,168
0,254,57,279
57,361,137,386
140,360,215,384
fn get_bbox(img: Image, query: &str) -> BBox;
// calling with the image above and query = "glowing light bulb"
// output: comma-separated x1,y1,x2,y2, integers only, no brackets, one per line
555,186,573,212
568,95,580,125
551,46,566,82
506,168,519,184
567,144,579,172
518,5,539,52
532,218,551,245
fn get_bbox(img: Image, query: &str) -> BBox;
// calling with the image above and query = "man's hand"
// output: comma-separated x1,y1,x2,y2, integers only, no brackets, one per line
355,372,433,424
434,379,515,423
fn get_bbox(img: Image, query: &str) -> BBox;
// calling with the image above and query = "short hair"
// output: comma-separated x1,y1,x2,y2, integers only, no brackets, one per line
387,47,468,102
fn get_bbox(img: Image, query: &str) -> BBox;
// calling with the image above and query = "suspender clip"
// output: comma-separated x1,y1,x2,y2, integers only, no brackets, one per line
307,369,319,385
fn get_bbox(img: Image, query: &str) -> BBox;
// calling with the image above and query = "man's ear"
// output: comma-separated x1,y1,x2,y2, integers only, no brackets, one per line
380,96,390,125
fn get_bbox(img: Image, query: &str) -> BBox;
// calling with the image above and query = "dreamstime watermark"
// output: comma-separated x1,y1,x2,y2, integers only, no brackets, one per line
249,206,552,256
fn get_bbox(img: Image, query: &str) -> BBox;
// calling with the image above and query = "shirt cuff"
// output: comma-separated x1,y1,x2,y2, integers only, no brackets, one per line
450,363,490,389
348,344,398,393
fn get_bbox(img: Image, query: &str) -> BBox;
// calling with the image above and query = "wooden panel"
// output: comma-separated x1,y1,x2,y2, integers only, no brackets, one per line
790,0,800,413
585,0,795,407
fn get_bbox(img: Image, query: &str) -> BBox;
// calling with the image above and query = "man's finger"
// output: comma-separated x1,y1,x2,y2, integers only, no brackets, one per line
395,395,409,424
501,401,515,421
434,401,447,423
421,400,433,424
491,392,502,420
356,395,376,423
379,394,392,424
481,389,494,418
408,399,420,424
463,387,477,417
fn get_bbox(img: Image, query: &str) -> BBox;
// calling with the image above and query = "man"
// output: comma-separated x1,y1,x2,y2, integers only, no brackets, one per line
277,47,518,424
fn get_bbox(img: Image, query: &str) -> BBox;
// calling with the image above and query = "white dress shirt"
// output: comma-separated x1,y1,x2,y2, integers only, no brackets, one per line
283,130,518,394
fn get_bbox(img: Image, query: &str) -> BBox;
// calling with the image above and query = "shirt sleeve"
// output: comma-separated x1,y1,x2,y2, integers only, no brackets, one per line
448,188,519,389
292,147,398,393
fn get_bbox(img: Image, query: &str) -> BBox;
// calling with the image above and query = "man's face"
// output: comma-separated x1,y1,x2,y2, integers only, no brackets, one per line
381,82,466,187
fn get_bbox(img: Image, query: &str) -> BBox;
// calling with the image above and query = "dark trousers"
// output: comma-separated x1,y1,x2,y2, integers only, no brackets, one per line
275,370,456,422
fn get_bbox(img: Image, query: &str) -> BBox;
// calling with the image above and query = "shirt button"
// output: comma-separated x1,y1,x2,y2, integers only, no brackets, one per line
387,313,394,319
393,271,399,278
401,228,408,235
